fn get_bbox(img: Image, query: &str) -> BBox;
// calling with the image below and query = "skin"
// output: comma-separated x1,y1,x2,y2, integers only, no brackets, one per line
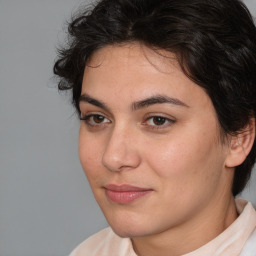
78,43,239,256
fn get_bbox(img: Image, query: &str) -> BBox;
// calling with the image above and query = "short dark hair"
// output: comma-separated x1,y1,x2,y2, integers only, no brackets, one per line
54,0,256,196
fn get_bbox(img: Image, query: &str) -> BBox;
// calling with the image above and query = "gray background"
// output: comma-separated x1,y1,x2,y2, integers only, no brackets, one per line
0,0,256,255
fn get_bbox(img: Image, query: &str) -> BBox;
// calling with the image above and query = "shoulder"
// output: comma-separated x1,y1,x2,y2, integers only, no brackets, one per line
239,200,256,256
69,227,135,256
240,228,256,256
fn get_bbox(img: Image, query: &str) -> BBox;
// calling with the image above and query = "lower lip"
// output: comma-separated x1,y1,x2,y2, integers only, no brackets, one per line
105,189,152,204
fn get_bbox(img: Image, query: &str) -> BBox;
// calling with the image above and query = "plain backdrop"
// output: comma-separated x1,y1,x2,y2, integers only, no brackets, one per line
0,0,256,255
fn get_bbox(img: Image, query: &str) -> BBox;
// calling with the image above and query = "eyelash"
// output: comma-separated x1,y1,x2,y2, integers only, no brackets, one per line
80,114,175,130
80,114,110,127
143,116,175,130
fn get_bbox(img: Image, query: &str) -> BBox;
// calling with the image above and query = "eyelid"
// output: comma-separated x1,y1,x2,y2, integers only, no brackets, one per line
79,103,113,119
80,110,109,119
144,112,176,121
80,112,111,127
142,113,176,129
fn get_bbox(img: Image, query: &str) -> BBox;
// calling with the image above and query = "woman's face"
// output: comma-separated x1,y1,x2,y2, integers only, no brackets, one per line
78,44,232,238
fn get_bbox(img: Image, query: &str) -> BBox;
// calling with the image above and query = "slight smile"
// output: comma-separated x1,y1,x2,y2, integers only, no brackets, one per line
104,184,153,204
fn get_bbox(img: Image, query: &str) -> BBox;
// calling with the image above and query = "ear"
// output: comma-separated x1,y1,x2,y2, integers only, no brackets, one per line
225,118,255,168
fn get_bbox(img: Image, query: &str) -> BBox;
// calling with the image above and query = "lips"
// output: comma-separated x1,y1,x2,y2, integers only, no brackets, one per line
104,184,153,204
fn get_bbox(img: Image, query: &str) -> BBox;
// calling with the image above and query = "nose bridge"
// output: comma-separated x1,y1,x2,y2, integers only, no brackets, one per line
102,123,140,171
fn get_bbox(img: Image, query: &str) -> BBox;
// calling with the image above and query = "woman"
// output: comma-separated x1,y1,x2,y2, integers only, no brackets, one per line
54,0,256,255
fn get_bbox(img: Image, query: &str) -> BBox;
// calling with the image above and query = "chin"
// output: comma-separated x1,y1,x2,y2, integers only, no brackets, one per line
105,212,163,238
107,218,140,237
111,225,149,238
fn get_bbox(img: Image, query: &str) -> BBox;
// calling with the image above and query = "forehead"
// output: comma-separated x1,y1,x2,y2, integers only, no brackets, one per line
82,44,212,109
87,43,178,70
85,43,184,84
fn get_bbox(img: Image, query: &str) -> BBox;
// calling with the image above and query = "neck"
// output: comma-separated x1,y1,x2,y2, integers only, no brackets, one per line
132,196,238,256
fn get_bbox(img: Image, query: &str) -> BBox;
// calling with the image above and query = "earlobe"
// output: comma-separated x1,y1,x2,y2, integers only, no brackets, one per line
225,118,255,168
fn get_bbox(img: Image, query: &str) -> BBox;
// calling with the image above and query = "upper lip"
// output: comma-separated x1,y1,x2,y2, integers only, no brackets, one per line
104,184,152,192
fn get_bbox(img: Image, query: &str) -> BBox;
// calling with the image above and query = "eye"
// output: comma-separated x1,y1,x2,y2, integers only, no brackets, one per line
143,115,175,129
80,114,110,127
149,116,168,126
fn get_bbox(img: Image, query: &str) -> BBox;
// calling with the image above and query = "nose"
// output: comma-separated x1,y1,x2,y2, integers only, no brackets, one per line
102,126,141,172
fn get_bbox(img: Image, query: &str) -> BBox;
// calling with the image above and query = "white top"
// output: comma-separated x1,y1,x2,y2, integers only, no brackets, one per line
70,199,256,256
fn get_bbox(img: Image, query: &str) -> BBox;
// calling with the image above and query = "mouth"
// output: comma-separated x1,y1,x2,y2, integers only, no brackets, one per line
104,184,153,204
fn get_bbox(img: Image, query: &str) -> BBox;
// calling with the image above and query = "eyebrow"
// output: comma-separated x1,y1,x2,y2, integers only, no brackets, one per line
131,94,189,110
79,94,110,112
79,93,189,112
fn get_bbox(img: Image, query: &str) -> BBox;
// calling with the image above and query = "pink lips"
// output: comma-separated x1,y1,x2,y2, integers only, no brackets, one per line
104,184,153,204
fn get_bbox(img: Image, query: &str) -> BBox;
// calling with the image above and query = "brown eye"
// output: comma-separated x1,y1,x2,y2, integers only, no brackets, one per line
144,115,175,130
80,114,110,127
152,116,167,126
93,115,105,123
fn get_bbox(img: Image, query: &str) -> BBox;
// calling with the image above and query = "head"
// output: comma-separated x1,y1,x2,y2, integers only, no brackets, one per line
54,0,256,197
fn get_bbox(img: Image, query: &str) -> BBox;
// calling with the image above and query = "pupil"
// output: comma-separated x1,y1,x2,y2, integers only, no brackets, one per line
94,115,104,123
153,117,166,125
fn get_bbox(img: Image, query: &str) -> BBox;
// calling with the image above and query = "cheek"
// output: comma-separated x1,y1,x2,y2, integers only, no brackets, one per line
78,130,103,179
142,135,225,216
143,127,223,182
